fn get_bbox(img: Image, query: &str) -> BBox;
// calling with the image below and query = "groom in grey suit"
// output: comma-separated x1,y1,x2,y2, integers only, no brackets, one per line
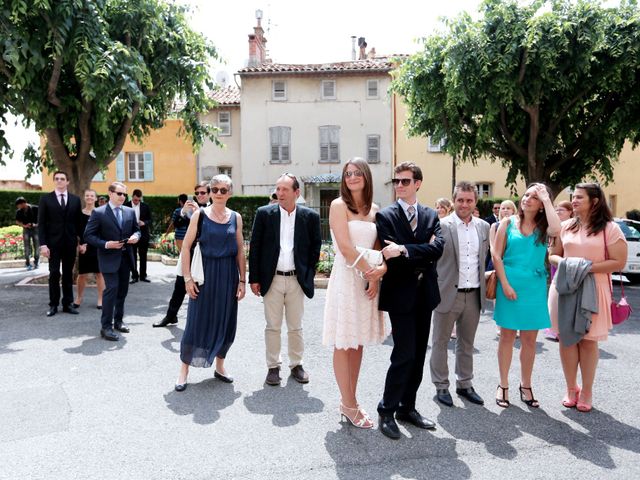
430,181,490,407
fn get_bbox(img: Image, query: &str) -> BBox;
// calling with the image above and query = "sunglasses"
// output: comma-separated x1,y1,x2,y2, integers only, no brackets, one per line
194,191,208,195
112,191,127,197
391,178,413,187
211,187,229,195
344,170,364,178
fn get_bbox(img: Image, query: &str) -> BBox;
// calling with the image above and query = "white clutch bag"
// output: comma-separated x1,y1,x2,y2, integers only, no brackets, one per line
348,246,383,269
191,243,205,285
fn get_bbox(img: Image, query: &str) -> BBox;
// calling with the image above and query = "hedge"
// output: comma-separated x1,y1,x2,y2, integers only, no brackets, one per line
0,189,269,239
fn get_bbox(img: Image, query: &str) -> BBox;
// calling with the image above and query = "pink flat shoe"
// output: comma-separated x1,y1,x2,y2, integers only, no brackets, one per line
562,385,581,408
576,392,592,412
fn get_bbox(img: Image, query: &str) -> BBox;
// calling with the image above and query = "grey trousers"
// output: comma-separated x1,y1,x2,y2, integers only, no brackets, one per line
430,290,481,390
23,228,39,265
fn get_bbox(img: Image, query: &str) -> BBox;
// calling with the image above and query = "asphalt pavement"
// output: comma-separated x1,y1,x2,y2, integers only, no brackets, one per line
1,262,639,480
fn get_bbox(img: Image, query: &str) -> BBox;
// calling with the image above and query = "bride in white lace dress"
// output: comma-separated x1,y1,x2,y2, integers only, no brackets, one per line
322,158,388,429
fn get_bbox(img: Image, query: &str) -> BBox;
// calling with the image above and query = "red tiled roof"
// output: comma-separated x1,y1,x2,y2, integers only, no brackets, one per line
238,57,402,76
208,86,240,105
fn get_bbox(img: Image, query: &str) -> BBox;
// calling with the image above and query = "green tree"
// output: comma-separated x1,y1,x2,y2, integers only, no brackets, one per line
393,0,640,195
0,0,218,193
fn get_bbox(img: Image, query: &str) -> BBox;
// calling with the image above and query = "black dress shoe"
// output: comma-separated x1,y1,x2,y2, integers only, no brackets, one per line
153,316,178,328
379,415,401,439
96,305,102,310
129,278,139,284
456,387,485,405
62,306,79,314
214,370,234,383
71,303,81,309
436,389,454,407
100,328,119,341
46,306,58,317
396,410,436,430
175,382,187,392
140,278,151,283
114,323,130,333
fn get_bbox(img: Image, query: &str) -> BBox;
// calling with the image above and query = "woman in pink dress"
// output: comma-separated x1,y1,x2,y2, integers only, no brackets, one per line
322,158,388,429
548,183,627,412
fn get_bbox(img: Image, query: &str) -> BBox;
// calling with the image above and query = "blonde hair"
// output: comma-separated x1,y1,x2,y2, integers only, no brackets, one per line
500,200,517,219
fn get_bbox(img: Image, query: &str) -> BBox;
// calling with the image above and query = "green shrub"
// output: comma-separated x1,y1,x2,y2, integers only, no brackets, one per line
157,232,179,257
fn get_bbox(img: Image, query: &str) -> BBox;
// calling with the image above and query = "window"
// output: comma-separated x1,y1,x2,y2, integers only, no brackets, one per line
366,135,380,163
366,79,379,99
218,166,232,178
92,170,105,182
427,136,446,152
270,126,291,163
218,111,231,136
321,80,336,100
477,183,492,198
124,152,154,182
272,80,287,101
319,126,340,163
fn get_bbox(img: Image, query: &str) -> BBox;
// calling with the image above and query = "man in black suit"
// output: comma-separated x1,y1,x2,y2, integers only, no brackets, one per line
249,173,321,386
38,171,82,316
84,182,140,341
126,189,152,283
484,202,500,226
376,162,445,439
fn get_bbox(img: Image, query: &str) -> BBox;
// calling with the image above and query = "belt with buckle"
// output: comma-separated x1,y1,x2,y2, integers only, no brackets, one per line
457,287,479,293
276,270,296,276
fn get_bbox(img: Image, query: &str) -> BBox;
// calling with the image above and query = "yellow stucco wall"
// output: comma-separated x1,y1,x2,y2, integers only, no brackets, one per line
393,96,639,215
42,119,196,196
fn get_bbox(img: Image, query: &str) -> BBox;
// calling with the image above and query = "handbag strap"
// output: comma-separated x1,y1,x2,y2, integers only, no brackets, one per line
195,207,205,244
603,225,625,297
347,249,367,270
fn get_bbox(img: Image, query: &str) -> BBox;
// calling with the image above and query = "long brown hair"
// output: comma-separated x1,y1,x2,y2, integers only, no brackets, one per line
568,183,612,235
518,183,554,245
341,158,373,215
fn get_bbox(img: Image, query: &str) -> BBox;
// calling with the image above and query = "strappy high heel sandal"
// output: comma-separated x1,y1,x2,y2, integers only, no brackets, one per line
519,385,540,408
562,385,581,408
340,403,374,429
496,385,510,408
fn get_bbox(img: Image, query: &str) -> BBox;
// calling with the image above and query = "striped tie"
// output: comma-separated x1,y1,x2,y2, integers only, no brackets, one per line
408,205,417,235
115,207,123,228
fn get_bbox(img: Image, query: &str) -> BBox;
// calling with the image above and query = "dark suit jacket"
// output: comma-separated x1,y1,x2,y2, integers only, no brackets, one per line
124,201,152,242
37,191,82,249
484,214,499,226
249,204,322,298
376,202,445,314
84,204,141,274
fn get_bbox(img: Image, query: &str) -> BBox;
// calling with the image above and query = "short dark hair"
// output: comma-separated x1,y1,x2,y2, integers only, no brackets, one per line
15,196,27,206
453,181,478,200
394,162,423,181
53,170,68,180
178,193,188,204
132,189,142,198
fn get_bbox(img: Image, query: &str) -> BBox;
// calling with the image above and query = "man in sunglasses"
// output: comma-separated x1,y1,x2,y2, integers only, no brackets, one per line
125,189,153,283
85,182,140,341
376,162,445,439
249,173,321,386
38,171,83,317
153,181,210,328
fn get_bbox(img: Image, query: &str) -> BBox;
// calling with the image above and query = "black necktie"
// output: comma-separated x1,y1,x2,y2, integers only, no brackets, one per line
60,194,66,209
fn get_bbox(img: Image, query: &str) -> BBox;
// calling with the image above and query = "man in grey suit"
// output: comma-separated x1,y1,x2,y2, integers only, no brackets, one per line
430,181,490,407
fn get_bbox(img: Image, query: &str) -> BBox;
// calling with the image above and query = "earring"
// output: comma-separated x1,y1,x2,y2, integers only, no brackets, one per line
539,208,544,213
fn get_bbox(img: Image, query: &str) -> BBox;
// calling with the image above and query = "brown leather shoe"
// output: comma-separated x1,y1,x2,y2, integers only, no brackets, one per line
265,367,281,386
290,365,309,384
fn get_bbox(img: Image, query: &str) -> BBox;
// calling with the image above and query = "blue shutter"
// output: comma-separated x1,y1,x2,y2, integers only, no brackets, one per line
143,152,154,182
115,152,125,181
92,170,105,182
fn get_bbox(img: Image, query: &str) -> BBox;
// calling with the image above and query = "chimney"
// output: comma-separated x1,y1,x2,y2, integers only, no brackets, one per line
351,36,356,61
358,37,367,60
248,10,267,67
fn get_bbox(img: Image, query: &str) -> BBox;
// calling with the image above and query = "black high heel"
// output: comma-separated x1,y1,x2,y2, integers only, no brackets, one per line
519,385,540,408
496,385,510,408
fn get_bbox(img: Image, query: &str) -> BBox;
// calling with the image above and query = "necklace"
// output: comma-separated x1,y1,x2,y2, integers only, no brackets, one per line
211,208,228,222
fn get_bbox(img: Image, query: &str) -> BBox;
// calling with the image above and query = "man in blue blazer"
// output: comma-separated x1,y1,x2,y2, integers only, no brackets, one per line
249,173,321,386
376,162,445,439
85,182,141,341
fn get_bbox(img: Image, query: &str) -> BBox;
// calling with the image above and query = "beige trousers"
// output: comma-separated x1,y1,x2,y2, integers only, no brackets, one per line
263,275,305,369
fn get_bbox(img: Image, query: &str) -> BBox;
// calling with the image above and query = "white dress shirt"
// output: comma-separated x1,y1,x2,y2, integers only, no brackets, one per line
132,202,141,222
397,198,418,229
452,213,480,288
276,206,296,271
56,190,68,206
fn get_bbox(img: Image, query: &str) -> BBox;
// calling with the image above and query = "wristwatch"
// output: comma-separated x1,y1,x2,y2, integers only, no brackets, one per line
184,276,193,283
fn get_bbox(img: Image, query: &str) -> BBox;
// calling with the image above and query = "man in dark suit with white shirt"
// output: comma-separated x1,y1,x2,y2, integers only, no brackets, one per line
38,171,82,317
84,182,140,341
249,173,321,386
125,189,152,283
375,162,445,439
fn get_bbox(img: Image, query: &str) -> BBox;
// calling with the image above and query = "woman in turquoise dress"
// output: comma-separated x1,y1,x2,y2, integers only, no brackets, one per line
492,184,560,408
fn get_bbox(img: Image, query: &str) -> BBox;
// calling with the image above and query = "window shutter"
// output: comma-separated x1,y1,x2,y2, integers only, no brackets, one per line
329,126,339,144
218,112,231,135
281,145,290,161
92,170,105,182
329,144,339,161
320,145,328,161
273,81,286,100
367,135,380,163
367,79,379,98
115,152,125,181
322,80,335,98
143,152,154,181
271,145,280,161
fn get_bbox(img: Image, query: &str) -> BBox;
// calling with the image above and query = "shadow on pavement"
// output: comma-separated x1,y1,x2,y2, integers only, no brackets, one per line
64,335,128,355
563,408,640,456
243,376,324,427
160,326,184,354
164,378,241,425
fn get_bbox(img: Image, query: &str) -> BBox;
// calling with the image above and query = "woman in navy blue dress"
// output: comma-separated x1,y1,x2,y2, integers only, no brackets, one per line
175,175,246,391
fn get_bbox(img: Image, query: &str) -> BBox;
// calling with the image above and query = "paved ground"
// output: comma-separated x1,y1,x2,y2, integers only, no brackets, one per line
1,262,639,480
